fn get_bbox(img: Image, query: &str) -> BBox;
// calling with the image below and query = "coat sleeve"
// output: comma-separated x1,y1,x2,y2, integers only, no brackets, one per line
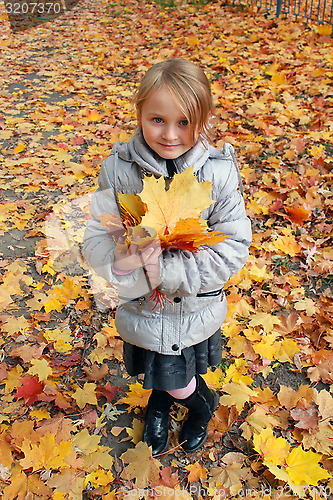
82,155,147,290
158,158,252,296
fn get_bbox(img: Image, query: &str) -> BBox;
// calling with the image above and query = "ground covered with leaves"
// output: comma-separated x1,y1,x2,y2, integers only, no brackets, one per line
0,0,332,498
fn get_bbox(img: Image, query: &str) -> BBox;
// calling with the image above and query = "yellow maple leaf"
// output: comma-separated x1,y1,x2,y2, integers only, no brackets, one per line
202,367,225,389
271,71,287,85
43,297,63,313
84,469,114,488
208,463,249,491
140,167,214,236
316,24,332,35
253,428,290,465
44,278,82,313
43,328,73,353
0,285,13,310
274,338,300,363
82,446,112,472
42,260,56,276
126,418,144,444
294,297,318,316
4,365,23,394
72,428,101,454
27,359,53,381
47,469,85,497
285,446,331,485
185,461,207,482
72,383,98,409
118,192,147,225
101,318,118,339
52,150,73,163
252,336,277,361
14,143,26,154
88,339,123,363
29,407,51,421
219,381,259,412
60,277,82,302
19,433,72,471
227,334,257,361
226,295,255,319
119,382,151,410
248,262,273,282
1,464,28,500
121,441,162,487
0,432,14,468
309,145,325,159
241,407,283,440
186,35,199,46
2,315,32,337
249,313,281,333
52,493,67,500
223,359,254,386
273,233,302,257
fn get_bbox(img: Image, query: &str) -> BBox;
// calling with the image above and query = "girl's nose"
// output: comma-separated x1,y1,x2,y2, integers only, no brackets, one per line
162,126,177,141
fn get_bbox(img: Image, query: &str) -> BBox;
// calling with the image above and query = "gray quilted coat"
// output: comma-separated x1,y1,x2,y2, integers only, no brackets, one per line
83,129,252,355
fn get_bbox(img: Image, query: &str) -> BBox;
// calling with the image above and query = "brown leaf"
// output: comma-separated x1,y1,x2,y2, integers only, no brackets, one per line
209,405,239,434
277,385,315,410
290,401,319,433
10,343,47,363
307,360,333,384
160,466,179,488
83,363,109,382
96,383,122,402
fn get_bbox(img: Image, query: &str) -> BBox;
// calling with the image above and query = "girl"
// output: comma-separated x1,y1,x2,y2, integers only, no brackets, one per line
83,59,252,455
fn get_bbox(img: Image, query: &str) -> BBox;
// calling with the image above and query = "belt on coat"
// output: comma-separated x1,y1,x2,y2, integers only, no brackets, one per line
197,288,224,297
119,288,224,302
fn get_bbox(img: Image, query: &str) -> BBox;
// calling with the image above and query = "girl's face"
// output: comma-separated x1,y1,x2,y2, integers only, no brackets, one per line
137,88,198,159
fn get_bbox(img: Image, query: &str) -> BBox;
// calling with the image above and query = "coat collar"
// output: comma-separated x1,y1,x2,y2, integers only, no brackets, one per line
117,128,211,177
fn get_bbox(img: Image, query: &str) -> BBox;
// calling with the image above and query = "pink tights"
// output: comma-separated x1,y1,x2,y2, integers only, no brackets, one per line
167,376,196,399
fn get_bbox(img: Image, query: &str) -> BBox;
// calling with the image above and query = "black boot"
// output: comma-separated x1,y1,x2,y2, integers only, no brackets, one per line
176,375,219,453
142,390,173,456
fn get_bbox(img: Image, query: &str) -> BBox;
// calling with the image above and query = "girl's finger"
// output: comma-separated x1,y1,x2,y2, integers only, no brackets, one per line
129,241,139,253
146,246,162,260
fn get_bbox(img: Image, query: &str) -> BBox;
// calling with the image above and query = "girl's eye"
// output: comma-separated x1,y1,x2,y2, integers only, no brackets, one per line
153,117,163,123
180,120,188,126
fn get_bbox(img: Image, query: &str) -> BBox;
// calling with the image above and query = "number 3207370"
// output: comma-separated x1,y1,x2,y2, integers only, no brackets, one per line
5,2,61,14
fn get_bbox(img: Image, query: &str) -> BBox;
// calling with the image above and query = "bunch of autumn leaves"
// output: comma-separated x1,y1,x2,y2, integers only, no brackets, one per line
99,167,227,299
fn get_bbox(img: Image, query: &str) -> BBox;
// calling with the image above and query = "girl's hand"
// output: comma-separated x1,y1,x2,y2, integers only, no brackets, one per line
114,236,162,275
144,252,161,289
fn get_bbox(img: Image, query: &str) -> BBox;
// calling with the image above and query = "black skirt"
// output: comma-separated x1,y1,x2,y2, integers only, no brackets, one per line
123,329,222,391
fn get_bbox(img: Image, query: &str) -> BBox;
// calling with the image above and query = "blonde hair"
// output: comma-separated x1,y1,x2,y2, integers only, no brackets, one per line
134,59,215,143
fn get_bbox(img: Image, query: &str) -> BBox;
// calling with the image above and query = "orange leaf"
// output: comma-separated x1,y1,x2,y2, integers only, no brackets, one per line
14,143,26,154
185,461,207,482
85,109,101,121
285,205,309,225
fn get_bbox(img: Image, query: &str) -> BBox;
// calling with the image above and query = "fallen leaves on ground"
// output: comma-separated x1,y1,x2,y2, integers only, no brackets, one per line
0,0,332,497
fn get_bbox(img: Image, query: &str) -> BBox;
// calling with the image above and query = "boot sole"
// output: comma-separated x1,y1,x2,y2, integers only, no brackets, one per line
152,436,169,457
